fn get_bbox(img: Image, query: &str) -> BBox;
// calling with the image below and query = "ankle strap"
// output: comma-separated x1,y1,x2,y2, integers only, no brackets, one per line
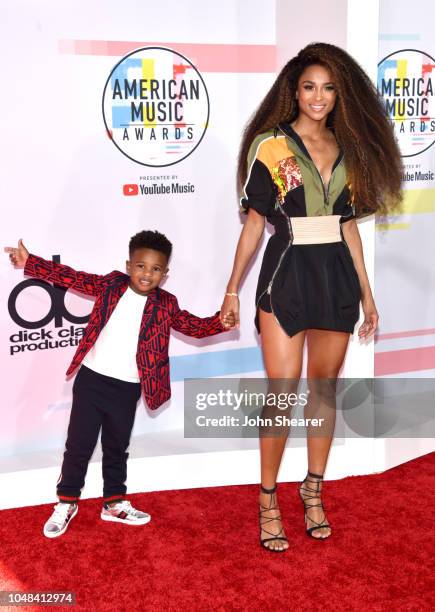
260,484,277,494
307,471,324,480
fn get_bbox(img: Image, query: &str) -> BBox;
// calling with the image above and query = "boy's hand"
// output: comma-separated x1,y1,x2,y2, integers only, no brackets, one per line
4,239,29,268
221,310,236,329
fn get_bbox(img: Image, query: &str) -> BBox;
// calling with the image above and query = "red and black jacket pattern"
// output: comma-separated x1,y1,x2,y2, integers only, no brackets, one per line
24,254,226,410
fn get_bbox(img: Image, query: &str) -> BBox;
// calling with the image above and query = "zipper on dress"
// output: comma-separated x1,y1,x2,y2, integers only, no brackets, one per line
269,218,293,326
256,214,293,328
255,214,293,317
267,245,288,295
316,158,344,206
277,125,343,207
319,173,328,205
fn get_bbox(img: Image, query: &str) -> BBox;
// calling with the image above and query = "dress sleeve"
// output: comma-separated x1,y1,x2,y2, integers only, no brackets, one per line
340,202,356,223
240,140,276,216
341,203,374,222
340,182,373,222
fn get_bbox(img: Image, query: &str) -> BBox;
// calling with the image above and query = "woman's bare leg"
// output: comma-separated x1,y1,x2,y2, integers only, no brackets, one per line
258,308,305,550
302,328,351,538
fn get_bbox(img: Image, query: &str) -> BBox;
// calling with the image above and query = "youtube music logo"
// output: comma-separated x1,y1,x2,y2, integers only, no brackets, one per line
123,184,139,196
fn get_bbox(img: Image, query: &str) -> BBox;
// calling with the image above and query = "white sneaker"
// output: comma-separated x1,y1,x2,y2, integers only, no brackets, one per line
101,500,151,525
43,502,78,538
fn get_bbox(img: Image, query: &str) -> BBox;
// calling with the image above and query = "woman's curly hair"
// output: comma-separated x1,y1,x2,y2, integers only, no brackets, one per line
238,42,403,216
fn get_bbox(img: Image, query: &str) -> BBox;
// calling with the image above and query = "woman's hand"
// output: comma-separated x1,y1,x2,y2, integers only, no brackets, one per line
4,239,29,268
358,296,379,340
220,294,240,329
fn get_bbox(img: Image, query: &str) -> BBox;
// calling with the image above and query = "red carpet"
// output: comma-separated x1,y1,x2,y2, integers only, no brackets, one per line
1,453,434,611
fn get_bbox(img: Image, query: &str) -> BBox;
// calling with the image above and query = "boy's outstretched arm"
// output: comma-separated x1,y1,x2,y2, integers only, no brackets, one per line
4,239,104,297
171,297,234,338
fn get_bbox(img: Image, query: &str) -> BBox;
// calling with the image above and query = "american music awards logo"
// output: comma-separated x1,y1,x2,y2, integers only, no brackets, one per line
102,46,210,167
378,49,435,157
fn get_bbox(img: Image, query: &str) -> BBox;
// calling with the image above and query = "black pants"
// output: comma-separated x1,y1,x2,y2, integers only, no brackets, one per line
57,365,141,503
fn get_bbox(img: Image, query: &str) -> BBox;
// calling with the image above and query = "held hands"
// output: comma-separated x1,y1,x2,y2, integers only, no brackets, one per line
358,295,379,340
220,293,240,330
4,239,29,268
221,310,237,329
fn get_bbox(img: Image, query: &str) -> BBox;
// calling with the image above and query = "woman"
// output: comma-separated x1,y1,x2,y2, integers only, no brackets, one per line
220,43,402,551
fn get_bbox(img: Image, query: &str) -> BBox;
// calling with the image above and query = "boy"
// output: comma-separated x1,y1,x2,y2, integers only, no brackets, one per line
5,231,234,538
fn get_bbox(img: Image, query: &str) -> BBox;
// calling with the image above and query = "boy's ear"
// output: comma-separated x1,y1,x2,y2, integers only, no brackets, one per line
163,267,169,277
126,259,131,273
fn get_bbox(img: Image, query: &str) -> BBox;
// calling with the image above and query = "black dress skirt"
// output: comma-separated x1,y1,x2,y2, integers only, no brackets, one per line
255,236,361,336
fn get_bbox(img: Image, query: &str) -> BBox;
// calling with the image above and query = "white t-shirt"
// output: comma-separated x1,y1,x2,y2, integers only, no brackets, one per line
82,286,148,382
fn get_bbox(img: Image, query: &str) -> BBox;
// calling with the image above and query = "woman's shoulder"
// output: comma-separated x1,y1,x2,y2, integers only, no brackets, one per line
247,128,289,167
247,129,275,155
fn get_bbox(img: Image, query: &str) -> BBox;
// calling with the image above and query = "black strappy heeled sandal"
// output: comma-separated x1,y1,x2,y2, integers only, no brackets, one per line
259,485,289,552
299,471,331,540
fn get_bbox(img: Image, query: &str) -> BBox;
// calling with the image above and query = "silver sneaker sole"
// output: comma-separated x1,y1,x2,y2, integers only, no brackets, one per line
43,505,78,539
100,512,151,526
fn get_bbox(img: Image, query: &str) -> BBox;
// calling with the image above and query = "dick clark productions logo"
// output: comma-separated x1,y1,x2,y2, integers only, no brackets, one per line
102,46,210,167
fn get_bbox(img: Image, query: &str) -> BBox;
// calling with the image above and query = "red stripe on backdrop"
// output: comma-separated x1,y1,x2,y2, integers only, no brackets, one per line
376,328,435,341
58,39,276,73
375,346,435,375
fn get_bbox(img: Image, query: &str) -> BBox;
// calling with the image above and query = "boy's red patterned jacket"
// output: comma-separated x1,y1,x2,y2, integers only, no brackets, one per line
24,254,226,410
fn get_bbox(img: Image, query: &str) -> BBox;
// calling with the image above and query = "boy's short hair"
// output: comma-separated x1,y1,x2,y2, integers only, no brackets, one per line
129,230,172,260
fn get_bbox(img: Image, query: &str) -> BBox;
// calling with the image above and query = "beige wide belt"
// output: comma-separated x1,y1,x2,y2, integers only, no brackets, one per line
290,215,342,245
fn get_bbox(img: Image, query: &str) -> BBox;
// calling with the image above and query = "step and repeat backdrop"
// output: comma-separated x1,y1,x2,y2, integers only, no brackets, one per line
0,0,276,460
1,0,433,472
375,0,435,377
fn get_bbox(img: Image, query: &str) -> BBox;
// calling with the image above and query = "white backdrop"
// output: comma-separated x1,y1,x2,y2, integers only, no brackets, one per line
375,0,435,377
2,0,412,510
1,0,276,460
